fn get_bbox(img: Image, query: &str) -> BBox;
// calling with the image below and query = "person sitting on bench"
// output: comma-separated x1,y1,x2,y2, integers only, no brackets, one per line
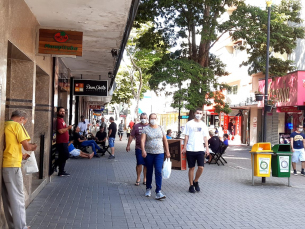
95,127,107,148
207,130,222,163
73,126,103,158
68,137,94,159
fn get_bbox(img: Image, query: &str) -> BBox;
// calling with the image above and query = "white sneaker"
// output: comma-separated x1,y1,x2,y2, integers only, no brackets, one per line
145,189,151,197
155,191,166,200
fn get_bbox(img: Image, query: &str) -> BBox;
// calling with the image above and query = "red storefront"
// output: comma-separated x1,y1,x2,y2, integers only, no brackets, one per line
204,106,242,143
258,71,305,138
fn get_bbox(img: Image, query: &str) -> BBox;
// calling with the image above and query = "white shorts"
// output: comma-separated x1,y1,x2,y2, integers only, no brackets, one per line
70,149,81,157
292,148,305,163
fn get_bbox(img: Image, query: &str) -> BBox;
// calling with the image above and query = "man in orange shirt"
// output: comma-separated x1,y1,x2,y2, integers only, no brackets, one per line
2,110,37,229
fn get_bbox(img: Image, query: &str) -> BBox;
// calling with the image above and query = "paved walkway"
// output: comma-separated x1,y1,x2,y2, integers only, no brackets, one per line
26,139,305,229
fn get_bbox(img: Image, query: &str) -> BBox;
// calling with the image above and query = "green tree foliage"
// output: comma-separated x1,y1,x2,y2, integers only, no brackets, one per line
110,70,134,105
135,0,304,116
220,0,305,76
110,25,164,118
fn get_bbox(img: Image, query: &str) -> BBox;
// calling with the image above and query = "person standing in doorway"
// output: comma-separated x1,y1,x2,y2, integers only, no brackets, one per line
108,117,117,159
56,107,72,176
228,119,234,137
2,110,37,229
126,113,148,186
182,108,209,193
118,120,124,141
290,124,305,175
141,113,170,200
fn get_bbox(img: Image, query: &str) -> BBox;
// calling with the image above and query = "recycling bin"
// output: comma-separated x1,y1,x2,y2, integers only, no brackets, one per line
271,144,292,177
250,143,273,177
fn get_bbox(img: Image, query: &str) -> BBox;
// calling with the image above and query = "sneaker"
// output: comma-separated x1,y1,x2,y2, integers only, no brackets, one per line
193,181,200,192
155,191,166,200
108,155,115,159
301,170,305,176
294,170,298,176
145,189,151,197
189,185,195,193
94,154,100,158
58,171,70,177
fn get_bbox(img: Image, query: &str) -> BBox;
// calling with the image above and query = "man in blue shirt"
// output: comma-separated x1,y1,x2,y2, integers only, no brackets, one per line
166,129,172,139
290,125,305,175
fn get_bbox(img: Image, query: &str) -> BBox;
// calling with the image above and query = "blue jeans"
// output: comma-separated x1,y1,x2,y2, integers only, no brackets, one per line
81,140,101,155
144,153,164,193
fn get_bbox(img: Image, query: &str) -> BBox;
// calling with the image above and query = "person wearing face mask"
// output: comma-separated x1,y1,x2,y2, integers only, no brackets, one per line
2,110,38,229
126,113,148,186
290,124,305,175
182,108,209,193
141,113,170,200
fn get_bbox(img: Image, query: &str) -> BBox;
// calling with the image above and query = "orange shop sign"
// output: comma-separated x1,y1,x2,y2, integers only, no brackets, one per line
38,29,83,56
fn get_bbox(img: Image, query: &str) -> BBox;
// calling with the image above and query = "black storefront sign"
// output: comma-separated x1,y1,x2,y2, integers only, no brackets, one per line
74,80,108,96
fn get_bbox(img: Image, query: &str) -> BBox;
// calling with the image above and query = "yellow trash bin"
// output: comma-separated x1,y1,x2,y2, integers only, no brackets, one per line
250,143,273,177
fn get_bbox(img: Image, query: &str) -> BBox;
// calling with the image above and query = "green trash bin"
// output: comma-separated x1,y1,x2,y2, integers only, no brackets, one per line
271,144,292,177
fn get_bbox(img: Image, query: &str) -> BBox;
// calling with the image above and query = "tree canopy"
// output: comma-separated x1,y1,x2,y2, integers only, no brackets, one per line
110,25,164,118
134,0,304,115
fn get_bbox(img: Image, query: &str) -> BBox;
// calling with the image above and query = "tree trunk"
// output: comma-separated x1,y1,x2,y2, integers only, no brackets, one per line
134,96,140,122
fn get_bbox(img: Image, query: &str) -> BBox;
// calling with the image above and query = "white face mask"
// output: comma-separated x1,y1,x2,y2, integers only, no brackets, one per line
195,114,202,120
150,119,157,125
298,128,303,132
141,119,146,124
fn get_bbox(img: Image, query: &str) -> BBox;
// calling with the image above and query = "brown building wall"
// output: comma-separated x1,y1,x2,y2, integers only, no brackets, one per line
0,0,54,228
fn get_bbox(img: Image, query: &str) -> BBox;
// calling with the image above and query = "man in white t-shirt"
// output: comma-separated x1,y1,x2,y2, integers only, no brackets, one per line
182,108,209,193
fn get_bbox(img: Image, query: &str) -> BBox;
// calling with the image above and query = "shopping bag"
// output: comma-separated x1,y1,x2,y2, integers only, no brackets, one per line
23,151,39,174
162,158,172,179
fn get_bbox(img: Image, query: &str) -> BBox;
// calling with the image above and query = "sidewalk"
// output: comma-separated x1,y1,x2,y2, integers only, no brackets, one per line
26,139,305,229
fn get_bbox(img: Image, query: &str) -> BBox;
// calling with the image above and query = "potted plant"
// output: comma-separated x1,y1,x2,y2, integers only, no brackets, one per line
254,91,263,101
266,96,277,112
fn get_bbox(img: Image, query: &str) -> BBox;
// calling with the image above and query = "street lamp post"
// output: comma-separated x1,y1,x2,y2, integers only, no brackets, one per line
262,0,272,184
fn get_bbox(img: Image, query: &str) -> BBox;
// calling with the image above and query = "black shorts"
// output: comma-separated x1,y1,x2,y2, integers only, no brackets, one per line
186,151,205,168
118,132,123,137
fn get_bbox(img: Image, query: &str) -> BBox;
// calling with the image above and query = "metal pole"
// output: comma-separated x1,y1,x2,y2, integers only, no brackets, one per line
262,3,272,184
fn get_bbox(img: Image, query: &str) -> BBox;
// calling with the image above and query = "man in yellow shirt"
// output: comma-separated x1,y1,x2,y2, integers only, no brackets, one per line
2,110,37,229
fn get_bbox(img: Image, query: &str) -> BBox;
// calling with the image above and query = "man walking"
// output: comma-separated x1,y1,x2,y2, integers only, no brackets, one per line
126,113,148,186
108,117,117,159
182,108,209,193
56,107,72,176
129,120,135,130
290,124,305,175
118,120,124,141
2,110,37,229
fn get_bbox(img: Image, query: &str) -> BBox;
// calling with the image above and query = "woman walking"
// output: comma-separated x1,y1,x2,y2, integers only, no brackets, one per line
141,113,170,200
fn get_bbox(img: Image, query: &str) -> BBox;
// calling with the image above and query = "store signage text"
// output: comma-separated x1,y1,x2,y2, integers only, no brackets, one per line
268,82,290,103
38,29,83,56
89,105,101,110
74,80,107,96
